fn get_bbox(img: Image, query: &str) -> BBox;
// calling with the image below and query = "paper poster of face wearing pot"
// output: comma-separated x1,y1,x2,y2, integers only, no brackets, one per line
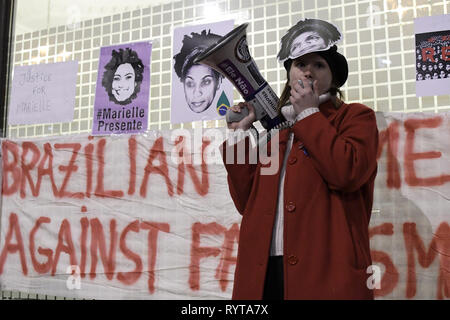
93,42,152,135
171,20,234,124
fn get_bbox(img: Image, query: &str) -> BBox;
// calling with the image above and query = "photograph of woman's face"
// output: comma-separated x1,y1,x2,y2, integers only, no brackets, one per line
290,31,326,58
101,47,144,106
112,63,136,103
183,64,219,113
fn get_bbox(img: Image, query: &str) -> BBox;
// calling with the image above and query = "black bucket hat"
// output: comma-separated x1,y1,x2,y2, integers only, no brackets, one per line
316,45,348,88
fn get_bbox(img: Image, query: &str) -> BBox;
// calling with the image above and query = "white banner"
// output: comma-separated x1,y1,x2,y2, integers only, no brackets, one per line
0,111,449,300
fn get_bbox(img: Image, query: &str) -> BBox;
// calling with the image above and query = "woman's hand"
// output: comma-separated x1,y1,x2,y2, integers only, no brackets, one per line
227,102,257,131
289,76,320,115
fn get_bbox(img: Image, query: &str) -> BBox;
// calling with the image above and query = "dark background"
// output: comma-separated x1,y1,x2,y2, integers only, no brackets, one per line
0,0,15,137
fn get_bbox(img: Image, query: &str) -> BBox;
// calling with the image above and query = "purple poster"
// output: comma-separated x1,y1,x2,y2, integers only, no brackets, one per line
93,42,151,135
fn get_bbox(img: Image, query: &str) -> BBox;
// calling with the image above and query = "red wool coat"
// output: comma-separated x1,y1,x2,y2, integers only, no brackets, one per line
222,100,379,300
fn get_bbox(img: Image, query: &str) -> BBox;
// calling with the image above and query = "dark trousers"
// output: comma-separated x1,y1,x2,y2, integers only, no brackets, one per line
263,256,284,300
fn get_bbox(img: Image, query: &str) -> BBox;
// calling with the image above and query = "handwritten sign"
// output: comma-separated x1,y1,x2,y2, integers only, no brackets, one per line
8,61,78,125
0,112,449,299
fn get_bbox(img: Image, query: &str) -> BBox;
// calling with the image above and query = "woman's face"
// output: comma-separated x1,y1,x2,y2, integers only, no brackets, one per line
183,64,219,113
112,63,136,102
289,53,333,95
290,31,326,58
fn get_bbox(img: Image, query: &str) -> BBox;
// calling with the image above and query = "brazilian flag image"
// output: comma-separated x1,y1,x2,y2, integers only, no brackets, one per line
216,91,230,116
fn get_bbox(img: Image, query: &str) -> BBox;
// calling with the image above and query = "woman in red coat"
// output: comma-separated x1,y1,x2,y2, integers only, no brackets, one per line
222,19,379,300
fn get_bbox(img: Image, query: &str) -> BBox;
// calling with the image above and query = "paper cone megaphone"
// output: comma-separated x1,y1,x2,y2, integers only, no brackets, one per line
194,23,285,130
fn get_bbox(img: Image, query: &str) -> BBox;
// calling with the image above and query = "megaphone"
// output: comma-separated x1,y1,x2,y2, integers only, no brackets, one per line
194,23,285,130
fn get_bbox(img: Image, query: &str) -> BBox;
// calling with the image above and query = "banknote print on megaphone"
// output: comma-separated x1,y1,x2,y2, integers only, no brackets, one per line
194,23,285,130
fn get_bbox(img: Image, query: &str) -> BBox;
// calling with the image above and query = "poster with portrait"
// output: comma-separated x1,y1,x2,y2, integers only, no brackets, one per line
414,14,450,97
93,42,152,135
171,20,234,124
